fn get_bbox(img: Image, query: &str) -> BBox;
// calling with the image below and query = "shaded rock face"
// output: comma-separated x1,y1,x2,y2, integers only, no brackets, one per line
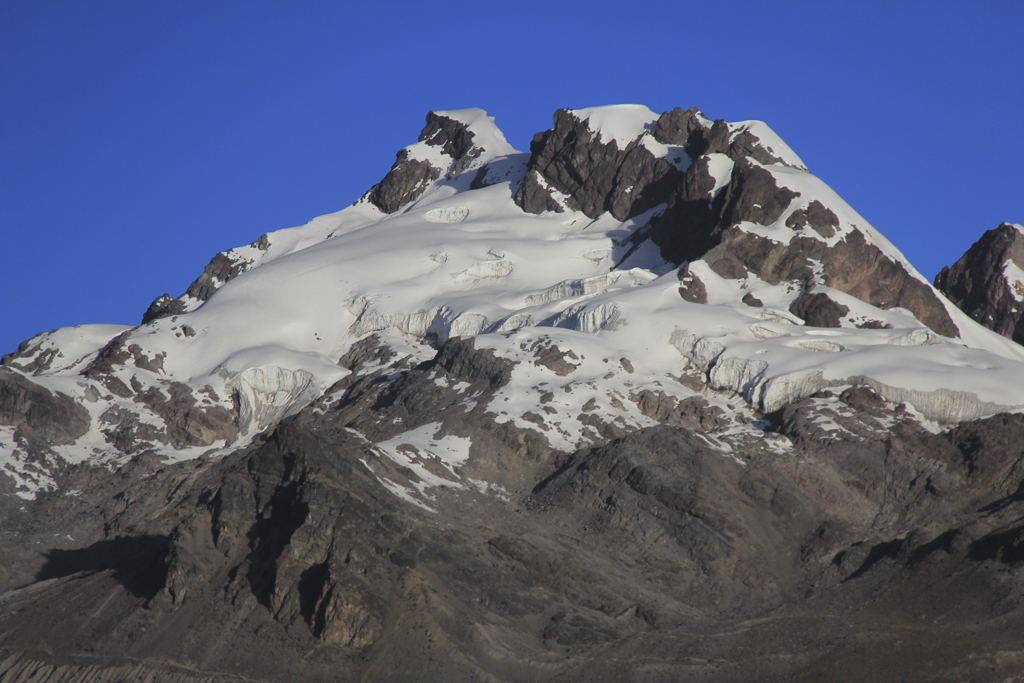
514,106,804,237
651,106,806,169
715,156,800,228
790,290,850,328
366,112,483,215
935,222,1024,344
142,234,269,324
677,263,708,303
514,108,682,220
786,199,840,238
698,220,958,338
366,149,441,214
820,230,959,337
0,367,90,446
5,378,1024,682
417,111,481,177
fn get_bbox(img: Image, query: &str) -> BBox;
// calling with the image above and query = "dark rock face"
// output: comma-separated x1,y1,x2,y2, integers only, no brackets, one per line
821,230,960,337
691,221,959,337
418,111,481,178
790,290,850,327
142,250,255,324
0,367,90,446
642,155,722,265
515,106,805,228
434,336,514,388
716,157,800,228
514,108,682,220
646,153,802,270
786,199,840,238
651,106,724,156
365,149,441,215
5,380,1024,682
935,222,1024,344
366,112,484,215
741,292,763,307
677,263,708,303
652,106,805,169
141,293,187,324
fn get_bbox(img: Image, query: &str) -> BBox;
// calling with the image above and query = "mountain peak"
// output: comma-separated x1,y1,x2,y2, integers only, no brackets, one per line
3,103,1024,683
935,221,1024,343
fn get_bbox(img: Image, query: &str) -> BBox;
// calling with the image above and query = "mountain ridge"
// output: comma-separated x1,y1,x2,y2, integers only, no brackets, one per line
2,104,1024,682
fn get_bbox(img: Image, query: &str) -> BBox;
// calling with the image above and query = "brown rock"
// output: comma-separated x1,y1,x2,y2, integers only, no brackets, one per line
0,367,90,445
935,222,1024,344
790,291,850,328
514,108,682,221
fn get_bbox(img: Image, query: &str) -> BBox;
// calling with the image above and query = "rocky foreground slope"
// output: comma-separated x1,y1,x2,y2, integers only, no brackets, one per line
2,105,1024,682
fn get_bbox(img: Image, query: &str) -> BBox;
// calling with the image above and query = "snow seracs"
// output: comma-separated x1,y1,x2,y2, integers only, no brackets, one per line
3,104,1024,501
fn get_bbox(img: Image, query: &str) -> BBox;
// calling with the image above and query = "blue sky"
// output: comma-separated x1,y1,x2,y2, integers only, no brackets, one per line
2,1,1022,355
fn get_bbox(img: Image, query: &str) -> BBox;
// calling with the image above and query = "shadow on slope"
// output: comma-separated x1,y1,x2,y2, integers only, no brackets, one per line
35,534,171,600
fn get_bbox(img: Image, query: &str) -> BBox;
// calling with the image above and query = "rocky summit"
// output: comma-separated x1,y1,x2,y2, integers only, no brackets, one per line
2,105,1024,683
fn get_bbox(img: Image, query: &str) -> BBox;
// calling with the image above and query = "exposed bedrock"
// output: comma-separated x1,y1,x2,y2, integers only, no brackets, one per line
821,230,959,337
366,112,484,215
646,154,801,268
789,290,850,328
514,108,683,220
0,367,91,446
3,384,1024,681
142,235,269,324
935,222,1024,344
365,149,441,215
514,106,805,228
699,213,958,338
651,106,806,169
786,199,840,238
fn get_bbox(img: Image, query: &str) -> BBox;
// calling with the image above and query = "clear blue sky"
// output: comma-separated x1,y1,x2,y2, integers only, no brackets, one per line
2,0,1022,355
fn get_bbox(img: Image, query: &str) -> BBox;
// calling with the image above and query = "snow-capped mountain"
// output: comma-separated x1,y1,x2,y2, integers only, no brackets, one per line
3,105,1023,499
2,105,1024,683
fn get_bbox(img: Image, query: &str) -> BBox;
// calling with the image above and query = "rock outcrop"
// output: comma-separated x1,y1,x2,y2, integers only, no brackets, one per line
935,222,1024,344
367,112,486,214
142,234,270,324
514,108,682,220
0,367,90,446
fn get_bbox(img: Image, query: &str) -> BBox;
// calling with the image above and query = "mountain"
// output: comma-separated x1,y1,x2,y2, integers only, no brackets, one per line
935,221,1024,344
2,105,1024,683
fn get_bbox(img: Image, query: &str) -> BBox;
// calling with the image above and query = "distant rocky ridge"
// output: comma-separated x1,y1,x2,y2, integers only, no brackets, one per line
1,104,1024,682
